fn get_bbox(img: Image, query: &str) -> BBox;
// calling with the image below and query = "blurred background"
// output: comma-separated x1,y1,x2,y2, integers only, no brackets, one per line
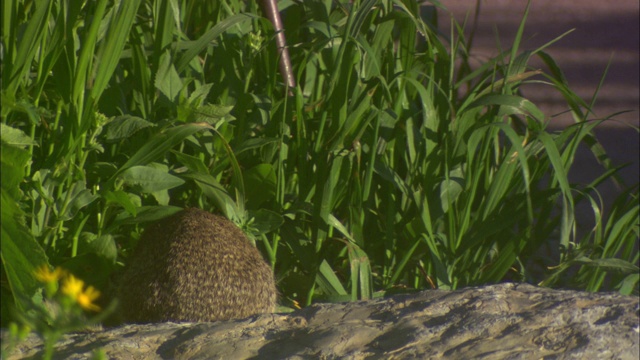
438,0,639,233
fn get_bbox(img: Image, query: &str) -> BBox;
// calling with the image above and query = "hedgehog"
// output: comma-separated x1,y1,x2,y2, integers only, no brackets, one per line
118,208,276,323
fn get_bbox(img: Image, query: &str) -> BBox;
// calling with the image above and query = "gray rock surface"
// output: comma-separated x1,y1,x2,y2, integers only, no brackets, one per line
3,283,638,359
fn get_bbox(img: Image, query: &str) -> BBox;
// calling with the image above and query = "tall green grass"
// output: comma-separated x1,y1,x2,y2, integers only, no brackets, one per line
2,0,638,325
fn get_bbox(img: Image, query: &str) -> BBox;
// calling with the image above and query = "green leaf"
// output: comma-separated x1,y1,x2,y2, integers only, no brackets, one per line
104,115,156,141
538,131,575,248
113,123,214,180
0,123,38,147
574,257,640,274
155,53,183,102
180,172,241,222
78,232,118,264
479,239,518,283
112,205,183,226
466,94,545,122
233,137,280,155
152,189,171,206
176,13,258,72
1,189,49,313
386,239,421,287
1,143,30,200
247,208,284,235
72,0,108,115
119,165,185,193
5,0,52,95
192,104,235,124
59,252,113,289
187,83,214,106
103,190,138,216
347,242,373,300
440,166,464,214
59,182,99,221
90,0,143,101
421,234,452,289
244,163,277,208
316,259,348,297
617,273,639,295
171,150,209,173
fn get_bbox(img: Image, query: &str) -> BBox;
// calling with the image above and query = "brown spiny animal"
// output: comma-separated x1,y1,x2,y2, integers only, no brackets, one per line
118,208,276,323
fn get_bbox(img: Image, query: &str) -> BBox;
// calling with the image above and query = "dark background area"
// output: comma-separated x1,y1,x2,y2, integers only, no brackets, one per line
438,0,639,232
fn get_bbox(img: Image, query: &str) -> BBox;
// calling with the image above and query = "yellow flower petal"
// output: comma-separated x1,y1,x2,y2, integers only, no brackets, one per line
76,286,101,312
34,265,65,283
61,274,84,297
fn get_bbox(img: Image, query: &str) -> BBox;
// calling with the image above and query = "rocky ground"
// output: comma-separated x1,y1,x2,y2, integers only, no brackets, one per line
3,284,638,359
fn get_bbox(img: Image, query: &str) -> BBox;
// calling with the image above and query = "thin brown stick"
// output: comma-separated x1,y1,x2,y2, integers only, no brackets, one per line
260,0,296,91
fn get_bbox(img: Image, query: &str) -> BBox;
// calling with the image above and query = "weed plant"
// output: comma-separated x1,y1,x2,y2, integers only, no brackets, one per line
2,0,638,331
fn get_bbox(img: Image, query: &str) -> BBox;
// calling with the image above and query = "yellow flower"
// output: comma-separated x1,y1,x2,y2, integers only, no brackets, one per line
76,286,101,312
61,274,84,298
60,274,102,311
34,265,65,283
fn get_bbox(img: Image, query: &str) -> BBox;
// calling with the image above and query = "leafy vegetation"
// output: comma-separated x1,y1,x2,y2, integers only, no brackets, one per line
2,0,638,331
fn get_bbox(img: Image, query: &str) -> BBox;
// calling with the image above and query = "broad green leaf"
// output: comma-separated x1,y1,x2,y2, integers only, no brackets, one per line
119,165,185,193
112,205,183,226
155,53,183,102
440,166,464,214
180,172,241,222
171,150,209,173
0,96,41,125
1,127,44,313
103,190,138,216
58,182,99,221
187,83,214,106
1,189,48,313
78,232,118,264
1,143,30,200
152,189,171,206
114,123,214,179
247,208,284,235
0,123,38,147
403,77,438,157
192,104,235,124
104,115,156,141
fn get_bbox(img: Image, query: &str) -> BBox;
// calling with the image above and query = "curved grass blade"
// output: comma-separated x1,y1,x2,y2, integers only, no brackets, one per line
176,13,258,72
112,123,214,180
